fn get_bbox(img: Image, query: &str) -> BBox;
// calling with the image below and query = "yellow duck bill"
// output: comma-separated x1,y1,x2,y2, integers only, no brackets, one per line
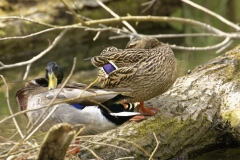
48,72,58,90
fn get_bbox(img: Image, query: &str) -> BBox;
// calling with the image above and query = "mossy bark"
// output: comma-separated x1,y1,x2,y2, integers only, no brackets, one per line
79,45,240,159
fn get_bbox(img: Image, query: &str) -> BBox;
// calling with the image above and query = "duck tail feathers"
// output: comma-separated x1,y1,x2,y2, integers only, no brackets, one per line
102,94,131,106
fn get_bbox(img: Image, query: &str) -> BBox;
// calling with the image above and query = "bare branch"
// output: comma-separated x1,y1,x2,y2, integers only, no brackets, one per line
115,157,135,160
93,31,101,41
149,132,160,160
141,0,156,13
80,146,103,160
169,37,231,51
0,91,129,125
85,16,226,35
23,64,31,80
80,139,130,152
25,105,59,141
80,135,152,157
95,0,137,34
182,0,240,31
0,16,57,28
216,40,234,54
0,29,69,71
0,75,24,139
60,0,85,24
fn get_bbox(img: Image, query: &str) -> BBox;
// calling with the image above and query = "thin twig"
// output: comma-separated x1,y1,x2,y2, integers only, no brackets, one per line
0,16,57,28
115,157,135,160
0,75,24,139
169,37,231,51
141,0,156,13
80,135,152,157
0,145,39,159
95,0,137,34
216,40,233,54
85,16,225,35
8,131,19,140
24,105,59,141
23,63,31,80
93,31,101,41
77,78,99,98
73,125,86,136
80,139,130,152
80,146,103,160
7,58,77,155
182,0,240,31
1,15,240,54
0,91,129,125
60,0,85,24
149,132,160,160
0,29,69,70
0,25,87,41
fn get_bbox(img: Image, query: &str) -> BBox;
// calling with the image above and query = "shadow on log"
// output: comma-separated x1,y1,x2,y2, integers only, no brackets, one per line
78,45,240,159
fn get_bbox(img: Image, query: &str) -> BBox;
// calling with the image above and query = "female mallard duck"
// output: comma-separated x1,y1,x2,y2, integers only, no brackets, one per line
16,62,140,135
88,37,178,116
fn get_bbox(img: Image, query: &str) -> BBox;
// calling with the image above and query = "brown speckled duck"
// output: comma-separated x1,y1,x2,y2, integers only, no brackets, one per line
88,37,178,117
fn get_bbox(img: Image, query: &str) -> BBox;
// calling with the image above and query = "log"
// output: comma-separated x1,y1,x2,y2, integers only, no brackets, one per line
78,45,240,159
37,123,75,160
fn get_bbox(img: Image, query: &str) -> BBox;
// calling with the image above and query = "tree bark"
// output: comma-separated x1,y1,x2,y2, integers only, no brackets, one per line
79,45,240,159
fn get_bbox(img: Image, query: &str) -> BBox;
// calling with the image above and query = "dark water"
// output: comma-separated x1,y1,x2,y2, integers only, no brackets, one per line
191,148,240,160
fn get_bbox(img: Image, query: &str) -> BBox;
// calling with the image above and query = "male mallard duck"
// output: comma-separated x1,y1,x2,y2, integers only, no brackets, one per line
88,37,178,116
16,62,140,135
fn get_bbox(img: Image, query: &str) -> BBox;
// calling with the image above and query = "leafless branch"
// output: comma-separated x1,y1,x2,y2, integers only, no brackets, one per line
141,0,156,13
80,139,130,152
95,0,137,34
0,91,129,125
149,132,160,160
182,0,240,31
115,157,135,160
60,0,85,24
0,29,69,71
23,64,31,80
85,16,225,35
80,146,103,160
169,37,232,51
216,40,234,54
1,14,240,56
0,16,57,28
0,75,24,139
80,135,152,157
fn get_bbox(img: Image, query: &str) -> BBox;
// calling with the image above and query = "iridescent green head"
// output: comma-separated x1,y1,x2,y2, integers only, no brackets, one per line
45,61,64,90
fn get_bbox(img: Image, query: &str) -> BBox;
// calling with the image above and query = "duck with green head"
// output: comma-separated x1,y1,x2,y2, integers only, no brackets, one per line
16,62,140,135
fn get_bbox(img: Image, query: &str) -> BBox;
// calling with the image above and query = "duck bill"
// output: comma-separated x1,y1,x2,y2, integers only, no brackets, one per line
48,72,58,90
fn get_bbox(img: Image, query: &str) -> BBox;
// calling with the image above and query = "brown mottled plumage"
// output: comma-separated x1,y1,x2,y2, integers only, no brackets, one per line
90,37,178,104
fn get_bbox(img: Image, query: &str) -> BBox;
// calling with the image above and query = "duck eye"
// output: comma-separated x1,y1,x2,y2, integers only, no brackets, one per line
127,44,136,48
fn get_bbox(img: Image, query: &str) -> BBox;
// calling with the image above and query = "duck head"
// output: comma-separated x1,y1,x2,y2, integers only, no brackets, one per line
126,37,161,49
45,61,64,90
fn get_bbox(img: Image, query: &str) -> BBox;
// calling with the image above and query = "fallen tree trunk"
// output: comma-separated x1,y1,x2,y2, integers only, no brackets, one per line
79,45,240,159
